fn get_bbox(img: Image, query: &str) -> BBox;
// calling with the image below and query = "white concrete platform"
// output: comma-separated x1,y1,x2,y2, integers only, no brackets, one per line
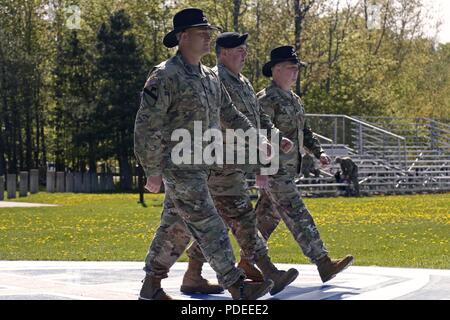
0,261,448,300
0,201,58,208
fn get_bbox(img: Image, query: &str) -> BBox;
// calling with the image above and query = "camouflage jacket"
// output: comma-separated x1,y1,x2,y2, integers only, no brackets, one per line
134,51,256,177
257,81,323,174
301,153,316,175
339,157,358,177
213,64,278,137
212,64,279,171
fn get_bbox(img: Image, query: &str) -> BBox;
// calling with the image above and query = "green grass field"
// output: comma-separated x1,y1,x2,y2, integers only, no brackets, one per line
1,192,449,269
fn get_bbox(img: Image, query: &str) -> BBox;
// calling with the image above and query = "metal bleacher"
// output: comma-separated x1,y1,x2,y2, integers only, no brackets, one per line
289,115,450,197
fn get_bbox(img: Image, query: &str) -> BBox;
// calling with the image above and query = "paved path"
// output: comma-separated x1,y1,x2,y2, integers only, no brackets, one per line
0,261,448,300
0,201,58,208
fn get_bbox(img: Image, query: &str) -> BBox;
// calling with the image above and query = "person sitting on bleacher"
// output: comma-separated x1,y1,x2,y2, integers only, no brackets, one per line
334,170,348,195
335,157,360,196
301,153,321,182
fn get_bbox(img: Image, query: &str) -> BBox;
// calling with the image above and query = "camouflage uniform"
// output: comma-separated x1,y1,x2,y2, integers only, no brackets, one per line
339,157,359,196
183,63,282,264
150,63,281,269
255,81,328,263
134,52,259,288
301,153,320,178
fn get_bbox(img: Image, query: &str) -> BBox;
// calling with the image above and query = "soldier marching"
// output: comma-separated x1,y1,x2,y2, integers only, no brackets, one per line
134,7,354,300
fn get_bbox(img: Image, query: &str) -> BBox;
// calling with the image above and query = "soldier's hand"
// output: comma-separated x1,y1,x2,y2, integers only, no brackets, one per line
319,153,331,166
256,175,269,190
145,176,162,193
259,137,274,162
280,137,294,154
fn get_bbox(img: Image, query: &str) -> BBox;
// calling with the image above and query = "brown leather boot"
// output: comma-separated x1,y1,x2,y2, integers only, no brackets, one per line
255,256,299,295
317,255,354,283
228,277,274,300
180,258,224,294
138,276,173,300
238,258,264,282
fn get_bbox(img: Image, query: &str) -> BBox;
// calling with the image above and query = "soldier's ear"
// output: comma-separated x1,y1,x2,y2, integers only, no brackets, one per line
271,64,278,76
177,31,187,44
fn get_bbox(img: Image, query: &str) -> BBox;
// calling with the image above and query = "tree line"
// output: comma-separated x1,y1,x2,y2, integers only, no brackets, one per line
1,0,449,189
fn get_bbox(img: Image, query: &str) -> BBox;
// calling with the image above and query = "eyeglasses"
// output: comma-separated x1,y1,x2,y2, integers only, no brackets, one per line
228,45,248,54
236,46,248,54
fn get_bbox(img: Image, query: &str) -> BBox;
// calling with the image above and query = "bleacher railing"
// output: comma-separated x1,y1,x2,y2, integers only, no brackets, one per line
356,116,450,154
306,114,407,167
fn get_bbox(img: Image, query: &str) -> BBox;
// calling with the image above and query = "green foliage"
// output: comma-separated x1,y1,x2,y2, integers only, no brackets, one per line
1,0,449,175
1,192,449,268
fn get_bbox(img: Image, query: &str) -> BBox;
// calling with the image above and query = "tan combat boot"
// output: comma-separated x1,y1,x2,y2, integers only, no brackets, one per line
180,258,224,294
256,256,299,295
317,255,354,283
138,276,173,300
228,277,274,300
238,258,264,282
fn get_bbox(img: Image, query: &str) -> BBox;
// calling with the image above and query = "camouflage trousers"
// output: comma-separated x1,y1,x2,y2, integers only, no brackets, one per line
186,168,269,264
143,169,244,289
350,167,360,195
254,167,328,264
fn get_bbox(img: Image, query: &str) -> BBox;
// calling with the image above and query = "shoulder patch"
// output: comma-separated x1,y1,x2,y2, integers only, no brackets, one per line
143,86,158,100
143,73,160,101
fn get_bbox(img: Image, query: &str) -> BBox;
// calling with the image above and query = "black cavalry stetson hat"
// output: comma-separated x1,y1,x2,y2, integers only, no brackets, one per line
216,32,248,48
262,45,307,77
163,8,221,48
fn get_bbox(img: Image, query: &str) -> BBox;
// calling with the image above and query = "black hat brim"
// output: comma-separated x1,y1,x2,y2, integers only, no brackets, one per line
163,24,221,48
262,58,308,77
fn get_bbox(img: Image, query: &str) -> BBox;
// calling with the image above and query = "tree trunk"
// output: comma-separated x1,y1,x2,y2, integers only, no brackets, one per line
0,116,5,176
25,91,33,170
254,0,261,84
118,131,132,190
17,112,24,171
24,1,33,171
119,153,132,190
0,45,7,176
326,2,339,95
54,9,65,172
233,0,241,32
88,139,97,173
40,102,47,168
34,73,41,168
3,93,12,174
11,100,18,174
0,142,5,177
294,0,303,96
294,0,315,97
